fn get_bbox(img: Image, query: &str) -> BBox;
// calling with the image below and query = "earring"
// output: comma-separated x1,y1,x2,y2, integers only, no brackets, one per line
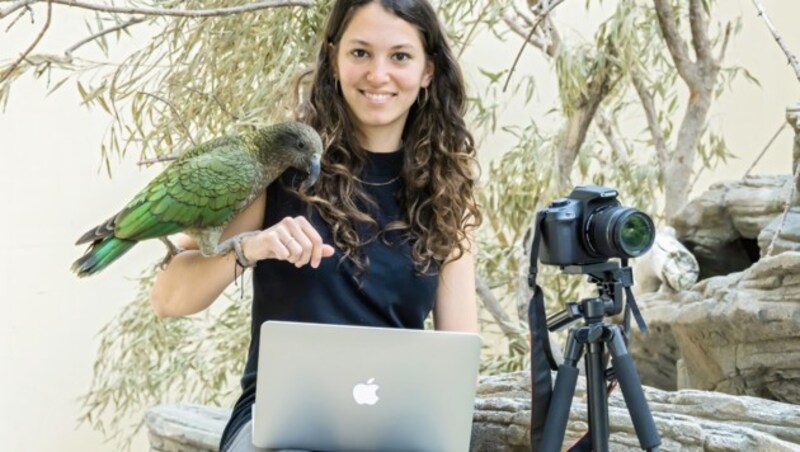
417,87,429,108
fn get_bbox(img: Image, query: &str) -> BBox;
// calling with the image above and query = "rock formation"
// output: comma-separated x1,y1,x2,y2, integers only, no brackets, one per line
633,149,800,400
672,174,795,279
631,251,800,405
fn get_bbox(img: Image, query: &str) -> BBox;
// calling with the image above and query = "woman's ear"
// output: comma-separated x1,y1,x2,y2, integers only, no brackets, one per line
421,60,434,88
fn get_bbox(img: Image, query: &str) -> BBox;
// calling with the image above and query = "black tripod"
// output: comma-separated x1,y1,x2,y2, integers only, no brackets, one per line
538,262,661,452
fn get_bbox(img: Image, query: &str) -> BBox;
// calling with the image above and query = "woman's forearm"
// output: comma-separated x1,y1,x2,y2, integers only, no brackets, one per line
150,247,243,318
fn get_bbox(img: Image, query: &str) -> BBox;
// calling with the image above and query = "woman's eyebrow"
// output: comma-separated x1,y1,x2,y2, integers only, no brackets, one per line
345,39,417,50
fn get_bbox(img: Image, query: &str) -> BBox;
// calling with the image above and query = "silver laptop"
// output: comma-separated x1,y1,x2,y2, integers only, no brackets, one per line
252,321,483,451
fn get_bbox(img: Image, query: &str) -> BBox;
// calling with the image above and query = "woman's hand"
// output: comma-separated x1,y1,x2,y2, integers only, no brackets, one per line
241,216,335,268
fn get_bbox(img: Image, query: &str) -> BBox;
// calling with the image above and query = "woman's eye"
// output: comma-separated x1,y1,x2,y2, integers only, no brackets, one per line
351,49,368,58
394,52,411,62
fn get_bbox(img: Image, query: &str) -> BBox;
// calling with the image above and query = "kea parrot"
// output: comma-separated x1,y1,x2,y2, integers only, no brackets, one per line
71,121,323,277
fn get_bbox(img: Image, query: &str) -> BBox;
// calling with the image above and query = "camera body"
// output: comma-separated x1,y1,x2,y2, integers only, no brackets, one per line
538,185,654,266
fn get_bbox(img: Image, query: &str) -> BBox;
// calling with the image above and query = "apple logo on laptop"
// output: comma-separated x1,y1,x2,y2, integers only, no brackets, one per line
352,378,380,405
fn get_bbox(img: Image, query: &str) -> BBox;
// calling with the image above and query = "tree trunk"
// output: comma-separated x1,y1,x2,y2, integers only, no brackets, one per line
556,107,593,192
664,84,714,222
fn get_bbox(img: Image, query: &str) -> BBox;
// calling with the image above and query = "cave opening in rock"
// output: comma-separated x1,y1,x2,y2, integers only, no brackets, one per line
684,236,761,281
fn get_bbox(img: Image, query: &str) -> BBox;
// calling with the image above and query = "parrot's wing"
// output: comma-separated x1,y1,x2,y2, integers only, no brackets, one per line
113,145,259,241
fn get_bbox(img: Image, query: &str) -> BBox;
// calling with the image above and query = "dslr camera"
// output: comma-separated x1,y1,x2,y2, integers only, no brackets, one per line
538,185,655,266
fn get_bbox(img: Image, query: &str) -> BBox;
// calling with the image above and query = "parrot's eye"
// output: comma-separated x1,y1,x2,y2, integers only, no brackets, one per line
297,140,305,149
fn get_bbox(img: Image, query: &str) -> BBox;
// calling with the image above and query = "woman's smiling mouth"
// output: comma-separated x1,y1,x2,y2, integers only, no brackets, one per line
360,90,395,103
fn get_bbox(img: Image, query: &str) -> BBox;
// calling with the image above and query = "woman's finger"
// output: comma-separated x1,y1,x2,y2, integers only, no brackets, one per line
294,216,325,268
281,218,312,267
264,231,291,260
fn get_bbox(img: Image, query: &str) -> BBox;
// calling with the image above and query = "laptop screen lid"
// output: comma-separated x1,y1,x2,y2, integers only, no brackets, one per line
252,321,482,451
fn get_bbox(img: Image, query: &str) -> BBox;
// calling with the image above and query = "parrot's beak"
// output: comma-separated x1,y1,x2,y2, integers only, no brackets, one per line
301,154,321,190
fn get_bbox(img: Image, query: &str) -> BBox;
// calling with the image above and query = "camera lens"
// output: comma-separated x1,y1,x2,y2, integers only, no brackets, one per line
618,212,654,254
587,207,655,259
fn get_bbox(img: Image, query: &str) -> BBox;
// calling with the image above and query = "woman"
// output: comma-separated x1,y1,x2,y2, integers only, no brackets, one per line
150,0,481,450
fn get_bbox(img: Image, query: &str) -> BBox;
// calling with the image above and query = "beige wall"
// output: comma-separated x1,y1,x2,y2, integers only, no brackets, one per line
1,1,797,450
0,10,157,451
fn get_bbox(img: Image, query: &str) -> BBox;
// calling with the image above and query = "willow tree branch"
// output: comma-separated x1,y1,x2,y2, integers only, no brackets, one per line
65,17,144,58
631,71,669,174
595,110,626,162
513,0,534,28
0,0,26,19
137,155,178,166
547,15,561,52
4,2,31,31
0,0,50,84
1,0,311,20
653,0,698,86
743,122,787,178
751,0,800,83
503,0,567,92
556,65,619,191
173,82,239,121
475,274,524,337
688,0,713,64
766,159,800,256
139,91,197,147
502,12,550,54
457,0,493,59
518,0,562,52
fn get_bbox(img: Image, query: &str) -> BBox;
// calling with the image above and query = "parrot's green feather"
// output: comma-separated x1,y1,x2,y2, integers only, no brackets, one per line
115,139,258,240
71,237,137,277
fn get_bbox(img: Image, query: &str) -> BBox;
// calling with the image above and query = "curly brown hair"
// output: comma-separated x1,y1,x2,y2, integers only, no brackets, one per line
295,0,481,275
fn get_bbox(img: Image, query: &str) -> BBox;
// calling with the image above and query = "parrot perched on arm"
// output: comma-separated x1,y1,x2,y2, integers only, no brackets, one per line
71,121,323,277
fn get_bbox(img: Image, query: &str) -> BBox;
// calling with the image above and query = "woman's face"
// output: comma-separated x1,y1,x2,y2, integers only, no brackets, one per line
334,2,433,144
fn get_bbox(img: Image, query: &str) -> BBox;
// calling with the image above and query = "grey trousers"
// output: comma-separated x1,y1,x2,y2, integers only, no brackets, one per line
224,420,309,452
224,420,265,452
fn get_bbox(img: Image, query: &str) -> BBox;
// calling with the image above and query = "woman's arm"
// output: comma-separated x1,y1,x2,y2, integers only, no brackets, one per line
149,193,268,318
433,236,479,333
149,192,334,318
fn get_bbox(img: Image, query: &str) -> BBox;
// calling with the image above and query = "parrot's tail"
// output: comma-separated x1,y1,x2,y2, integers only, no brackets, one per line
71,236,137,277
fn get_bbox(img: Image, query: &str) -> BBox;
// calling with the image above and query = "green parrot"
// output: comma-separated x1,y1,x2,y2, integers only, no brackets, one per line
72,121,323,277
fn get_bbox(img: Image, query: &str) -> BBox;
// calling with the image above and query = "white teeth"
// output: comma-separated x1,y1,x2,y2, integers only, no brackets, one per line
363,92,392,101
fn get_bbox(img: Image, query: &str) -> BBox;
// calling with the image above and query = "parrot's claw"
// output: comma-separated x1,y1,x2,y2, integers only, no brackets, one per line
214,230,260,256
158,237,186,269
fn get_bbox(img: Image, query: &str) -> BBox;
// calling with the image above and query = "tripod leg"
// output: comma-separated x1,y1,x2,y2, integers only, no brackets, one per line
540,330,582,452
607,326,662,451
586,340,610,452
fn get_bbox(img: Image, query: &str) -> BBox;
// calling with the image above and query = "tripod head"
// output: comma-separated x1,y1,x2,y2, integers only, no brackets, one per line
546,260,634,332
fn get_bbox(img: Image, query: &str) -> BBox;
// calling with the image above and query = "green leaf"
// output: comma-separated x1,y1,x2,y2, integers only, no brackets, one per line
742,68,762,88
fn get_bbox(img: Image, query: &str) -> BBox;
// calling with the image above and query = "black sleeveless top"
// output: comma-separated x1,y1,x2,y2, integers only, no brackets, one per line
219,148,439,449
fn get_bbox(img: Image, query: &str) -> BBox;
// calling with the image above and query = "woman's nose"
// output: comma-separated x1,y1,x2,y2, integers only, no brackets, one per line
366,58,390,85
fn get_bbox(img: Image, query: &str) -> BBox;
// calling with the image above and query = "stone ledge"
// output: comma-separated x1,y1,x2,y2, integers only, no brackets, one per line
147,404,229,452
147,371,800,451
